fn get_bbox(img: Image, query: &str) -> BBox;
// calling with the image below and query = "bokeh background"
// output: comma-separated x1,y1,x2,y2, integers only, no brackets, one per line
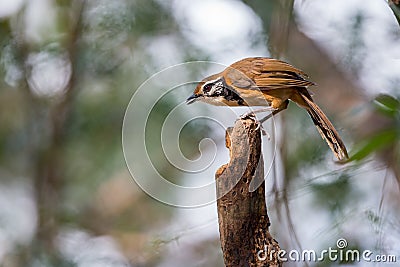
0,0,399,266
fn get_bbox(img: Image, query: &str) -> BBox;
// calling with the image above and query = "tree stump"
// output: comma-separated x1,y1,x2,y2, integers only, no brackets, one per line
216,115,282,267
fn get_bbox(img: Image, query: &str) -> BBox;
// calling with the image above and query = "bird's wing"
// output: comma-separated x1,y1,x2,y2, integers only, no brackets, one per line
229,57,315,90
225,67,253,88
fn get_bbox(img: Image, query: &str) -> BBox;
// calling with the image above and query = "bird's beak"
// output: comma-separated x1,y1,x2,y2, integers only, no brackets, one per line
186,94,200,105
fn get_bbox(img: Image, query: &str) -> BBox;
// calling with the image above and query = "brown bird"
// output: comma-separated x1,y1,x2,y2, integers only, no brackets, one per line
187,57,348,161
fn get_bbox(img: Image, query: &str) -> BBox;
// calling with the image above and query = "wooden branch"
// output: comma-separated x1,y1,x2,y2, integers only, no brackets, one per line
216,116,282,267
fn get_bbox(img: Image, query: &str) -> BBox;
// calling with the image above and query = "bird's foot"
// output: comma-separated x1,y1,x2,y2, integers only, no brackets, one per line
256,122,270,139
239,112,271,139
239,111,256,120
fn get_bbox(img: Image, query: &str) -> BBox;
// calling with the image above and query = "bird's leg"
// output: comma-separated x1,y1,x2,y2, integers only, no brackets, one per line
254,108,285,138
239,108,275,138
240,107,276,119
240,102,287,137
259,108,284,124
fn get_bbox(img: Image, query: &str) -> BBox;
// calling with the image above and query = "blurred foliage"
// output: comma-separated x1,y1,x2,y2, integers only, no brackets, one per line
0,0,208,266
311,174,352,214
349,94,400,162
0,0,399,266
374,93,400,118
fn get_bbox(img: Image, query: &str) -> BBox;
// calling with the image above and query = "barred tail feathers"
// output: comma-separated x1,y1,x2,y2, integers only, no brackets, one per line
299,91,348,161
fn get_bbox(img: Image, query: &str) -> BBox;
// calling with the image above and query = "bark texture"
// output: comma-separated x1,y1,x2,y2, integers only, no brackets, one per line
216,116,282,267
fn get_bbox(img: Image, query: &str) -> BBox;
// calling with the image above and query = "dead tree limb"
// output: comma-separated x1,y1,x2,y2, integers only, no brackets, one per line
216,116,282,267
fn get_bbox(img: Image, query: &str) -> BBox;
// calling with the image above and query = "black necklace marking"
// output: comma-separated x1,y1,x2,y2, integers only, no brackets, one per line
215,78,245,106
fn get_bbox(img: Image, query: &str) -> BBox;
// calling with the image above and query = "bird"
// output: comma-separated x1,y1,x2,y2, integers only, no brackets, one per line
186,57,348,161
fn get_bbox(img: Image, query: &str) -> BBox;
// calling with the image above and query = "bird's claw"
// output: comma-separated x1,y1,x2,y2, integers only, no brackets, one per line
258,123,270,139
240,114,271,139
240,111,256,120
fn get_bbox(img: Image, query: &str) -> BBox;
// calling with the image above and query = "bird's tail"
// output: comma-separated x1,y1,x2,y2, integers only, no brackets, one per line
298,90,349,161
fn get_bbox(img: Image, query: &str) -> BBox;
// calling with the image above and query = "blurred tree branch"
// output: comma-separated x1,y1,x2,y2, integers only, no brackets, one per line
389,0,400,26
12,0,87,264
268,0,294,58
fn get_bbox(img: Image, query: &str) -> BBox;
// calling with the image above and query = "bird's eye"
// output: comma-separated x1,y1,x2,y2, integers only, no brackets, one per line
203,83,212,93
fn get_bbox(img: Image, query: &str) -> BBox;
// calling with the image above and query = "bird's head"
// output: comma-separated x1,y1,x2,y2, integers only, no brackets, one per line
186,74,229,105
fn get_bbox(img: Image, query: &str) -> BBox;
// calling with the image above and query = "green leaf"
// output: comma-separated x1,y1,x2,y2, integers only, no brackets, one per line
374,94,400,118
349,129,398,161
